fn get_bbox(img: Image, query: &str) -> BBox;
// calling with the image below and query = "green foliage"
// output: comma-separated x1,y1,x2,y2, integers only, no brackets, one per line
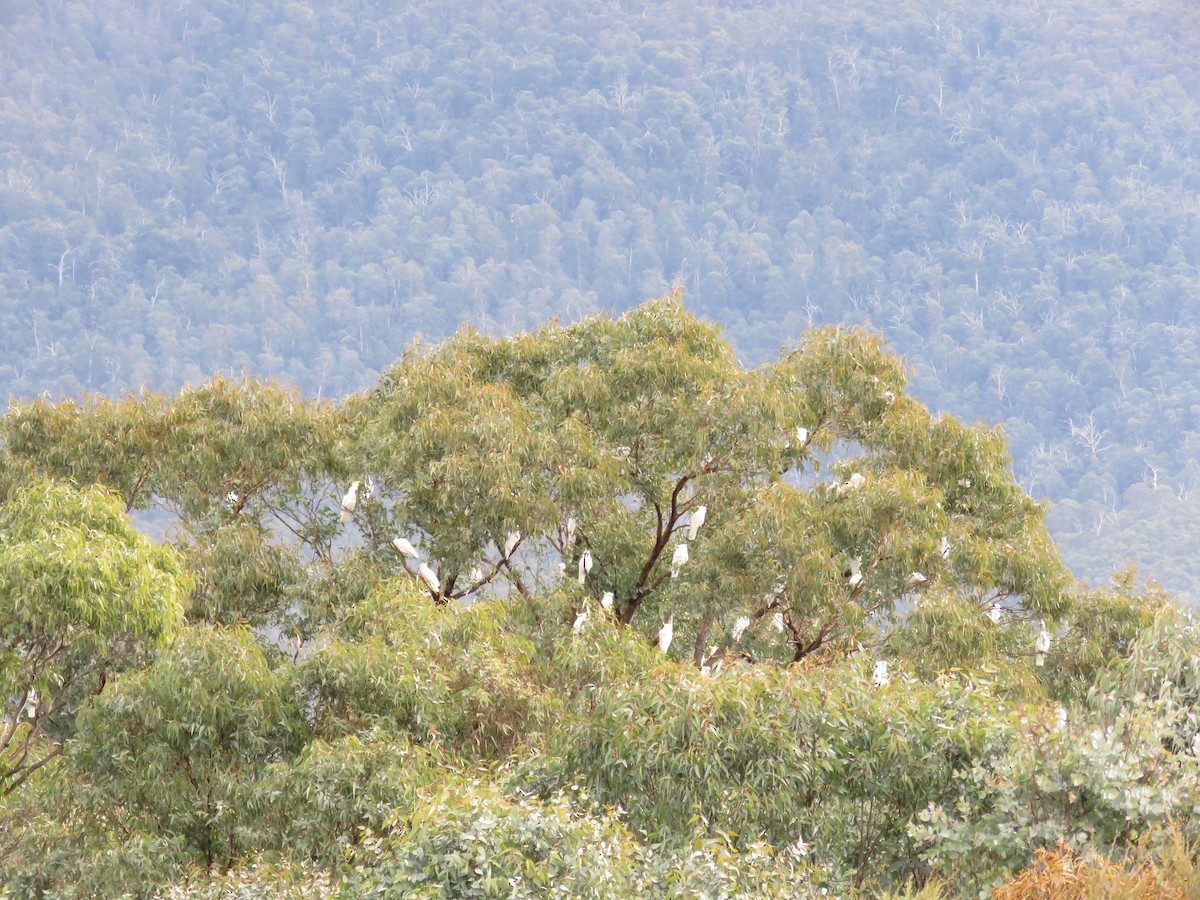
181,520,303,627
344,780,642,898
1046,568,1171,703
260,731,448,869
2,377,344,561
0,479,189,795
912,696,1200,897
156,859,338,900
301,579,554,757
526,658,1012,889
2,303,1198,898
63,627,308,876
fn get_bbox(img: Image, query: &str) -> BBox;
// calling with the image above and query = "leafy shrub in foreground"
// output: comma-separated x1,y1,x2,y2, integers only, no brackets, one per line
524,657,1013,890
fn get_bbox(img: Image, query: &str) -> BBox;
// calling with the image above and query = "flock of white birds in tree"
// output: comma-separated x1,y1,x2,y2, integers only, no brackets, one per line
335,414,1057,675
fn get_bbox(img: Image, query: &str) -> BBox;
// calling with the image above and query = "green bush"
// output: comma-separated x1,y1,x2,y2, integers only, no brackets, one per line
913,694,1200,896
524,656,1011,890
342,779,641,898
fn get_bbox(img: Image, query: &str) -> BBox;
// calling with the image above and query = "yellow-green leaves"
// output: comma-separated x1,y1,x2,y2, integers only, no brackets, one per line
0,479,190,796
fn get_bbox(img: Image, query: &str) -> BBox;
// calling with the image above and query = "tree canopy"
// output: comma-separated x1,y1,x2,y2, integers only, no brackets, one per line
3,302,1195,897
0,479,190,797
1,0,1199,597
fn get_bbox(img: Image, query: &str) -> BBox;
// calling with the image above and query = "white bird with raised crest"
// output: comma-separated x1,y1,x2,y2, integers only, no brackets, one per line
572,607,589,636
846,556,863,589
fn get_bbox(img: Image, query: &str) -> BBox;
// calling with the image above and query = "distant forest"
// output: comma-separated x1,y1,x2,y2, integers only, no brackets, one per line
2,0,1199,598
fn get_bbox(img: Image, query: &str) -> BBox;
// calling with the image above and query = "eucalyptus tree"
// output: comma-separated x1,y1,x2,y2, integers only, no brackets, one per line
1,378,346,629
0,480,190,797
1,377,344,556
352,292,1069,664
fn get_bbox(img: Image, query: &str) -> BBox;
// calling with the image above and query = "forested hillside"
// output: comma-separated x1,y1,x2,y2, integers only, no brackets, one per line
2,0,1200,596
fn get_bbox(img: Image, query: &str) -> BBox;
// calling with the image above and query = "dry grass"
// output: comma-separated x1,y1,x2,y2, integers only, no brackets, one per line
993,826,1200,900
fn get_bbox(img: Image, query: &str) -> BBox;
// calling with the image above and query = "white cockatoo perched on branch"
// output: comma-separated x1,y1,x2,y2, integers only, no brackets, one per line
658,616,674,653
731,615,751,643
565,516,577,545
572,607,589,636
1035,623,1052,666
504,531,521,558
906,571,927,587
417,562,440,594
600,591,614,613
837,472,866,494
845,556,863,589
873,660,890,687
671,542,689,578
577,549,593,584
392,537,419,559
340,482,360,523
687,505,707,541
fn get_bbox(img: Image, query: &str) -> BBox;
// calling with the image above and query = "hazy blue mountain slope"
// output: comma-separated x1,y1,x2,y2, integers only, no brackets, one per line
1,0,1199,597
